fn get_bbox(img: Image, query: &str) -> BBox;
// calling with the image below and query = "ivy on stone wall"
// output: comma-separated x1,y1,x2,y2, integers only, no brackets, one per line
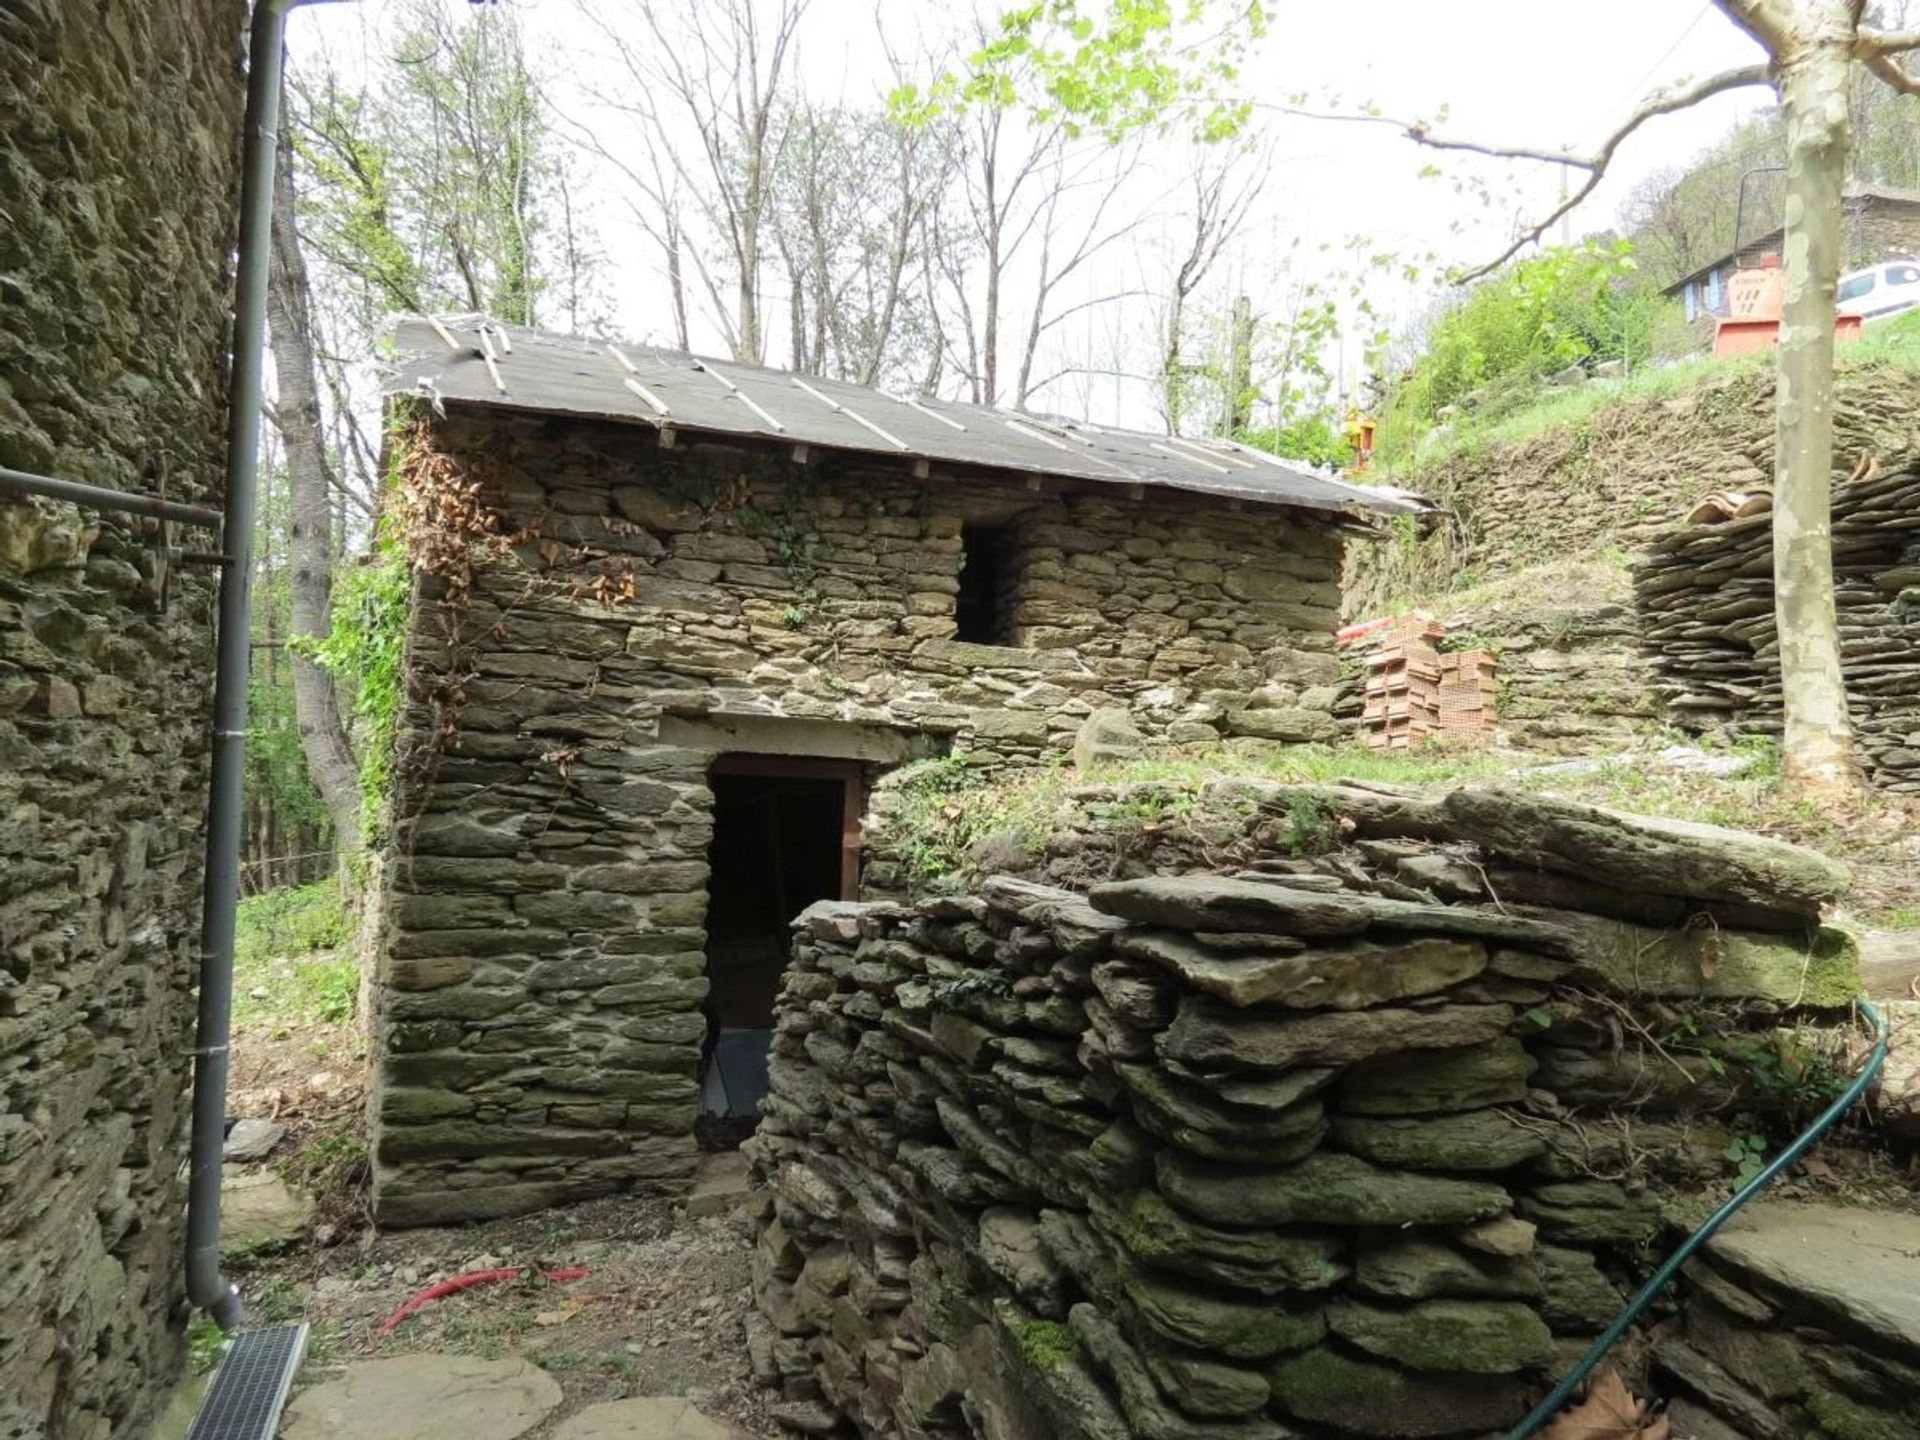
309,529,409,843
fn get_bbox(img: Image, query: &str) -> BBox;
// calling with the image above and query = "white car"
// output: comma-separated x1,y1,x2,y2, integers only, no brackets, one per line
1835,259,1920,321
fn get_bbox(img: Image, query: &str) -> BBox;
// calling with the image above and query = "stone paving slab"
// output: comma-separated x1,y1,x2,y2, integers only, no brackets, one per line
550,1397,736,1439
280,1355,562,1440
1705,1199,1920,1359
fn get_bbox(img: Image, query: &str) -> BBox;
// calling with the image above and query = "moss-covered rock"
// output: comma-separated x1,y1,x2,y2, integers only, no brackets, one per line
1534,1244,1624,1332
1335,1038,1537,1115
1162,997,1515,1071
1518,1180,1661,1245
1156,1150,1512,1228
1067,1304,1290,1438
1117,1256,1326,1360
1093,1190,1349,1294
1328,1297,1555,1374
1559,913,1862,1007
1331,1109,1546,1169
1352,1237,1542,1301
1267,1345,1535,1436
1115,929,1487,1010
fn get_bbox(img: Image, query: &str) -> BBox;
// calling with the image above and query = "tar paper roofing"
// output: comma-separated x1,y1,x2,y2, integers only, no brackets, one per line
383,315,1417,519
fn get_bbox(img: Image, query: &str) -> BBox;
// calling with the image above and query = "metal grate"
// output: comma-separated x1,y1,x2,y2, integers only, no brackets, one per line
187,1323,310,1440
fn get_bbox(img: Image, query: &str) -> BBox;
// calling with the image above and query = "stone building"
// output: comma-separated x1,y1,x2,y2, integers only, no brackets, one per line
370,317,1410,1226
0,2,249,1435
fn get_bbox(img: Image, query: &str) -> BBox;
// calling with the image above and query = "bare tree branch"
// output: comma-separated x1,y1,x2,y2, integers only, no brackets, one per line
1425,62,1775,281
1859,27,1920,56
1864,50,1920,94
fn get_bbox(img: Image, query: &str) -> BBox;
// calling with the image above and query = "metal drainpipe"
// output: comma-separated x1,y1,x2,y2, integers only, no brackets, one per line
185,0,305,1330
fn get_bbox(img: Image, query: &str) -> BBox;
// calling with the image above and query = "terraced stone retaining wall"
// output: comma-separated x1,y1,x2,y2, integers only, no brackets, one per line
1635,458,1920,792
370,410,1353,1224
0,2,247,1434
745,782,1863,1438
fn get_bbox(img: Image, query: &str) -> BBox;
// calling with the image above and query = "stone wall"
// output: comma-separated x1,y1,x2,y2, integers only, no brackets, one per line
370,409,1353,1224
0,3,246,1436
745,780,1865,1438
1660,1200,1920,1440
1635,459,1920,790
1442,600,1662,754
1345,361,1920,615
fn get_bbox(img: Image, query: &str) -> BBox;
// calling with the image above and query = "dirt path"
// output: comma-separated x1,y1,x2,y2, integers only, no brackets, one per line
231,1192,777,1438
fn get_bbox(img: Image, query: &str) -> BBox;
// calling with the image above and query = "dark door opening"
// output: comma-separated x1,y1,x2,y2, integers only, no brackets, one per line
701,757,860,1133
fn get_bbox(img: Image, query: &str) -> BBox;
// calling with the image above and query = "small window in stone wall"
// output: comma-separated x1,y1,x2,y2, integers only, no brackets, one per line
955,523,1014,645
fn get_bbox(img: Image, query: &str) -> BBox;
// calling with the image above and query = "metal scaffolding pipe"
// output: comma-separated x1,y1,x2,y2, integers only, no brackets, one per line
0,464,224,529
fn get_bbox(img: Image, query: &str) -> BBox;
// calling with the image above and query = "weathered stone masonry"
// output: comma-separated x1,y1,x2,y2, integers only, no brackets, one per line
370,408,1353,1225
746,781,1865,1439
1,3,246,1436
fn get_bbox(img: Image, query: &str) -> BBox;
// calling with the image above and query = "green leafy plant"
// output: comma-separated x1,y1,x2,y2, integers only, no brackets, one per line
1724,1132,1768,1186
306,527,410,840
1282,792,1338,856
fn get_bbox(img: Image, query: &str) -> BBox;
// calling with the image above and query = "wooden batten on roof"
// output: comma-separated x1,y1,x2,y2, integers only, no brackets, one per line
380,313,1421,521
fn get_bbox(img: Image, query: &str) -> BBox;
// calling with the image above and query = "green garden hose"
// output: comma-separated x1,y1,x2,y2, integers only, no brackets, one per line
1505,998,1891,1439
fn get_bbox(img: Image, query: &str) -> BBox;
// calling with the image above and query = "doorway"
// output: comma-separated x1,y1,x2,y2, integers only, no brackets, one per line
700,756,862,1131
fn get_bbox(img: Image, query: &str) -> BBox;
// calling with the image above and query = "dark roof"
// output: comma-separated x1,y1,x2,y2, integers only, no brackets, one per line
382,315,1418,518
1661,183,1920,294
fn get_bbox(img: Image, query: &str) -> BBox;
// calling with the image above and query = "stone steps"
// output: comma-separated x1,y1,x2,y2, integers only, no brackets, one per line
1664,1200,1920,1440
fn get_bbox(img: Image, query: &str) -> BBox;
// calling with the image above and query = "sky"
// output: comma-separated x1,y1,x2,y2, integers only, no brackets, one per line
288,0,1777,426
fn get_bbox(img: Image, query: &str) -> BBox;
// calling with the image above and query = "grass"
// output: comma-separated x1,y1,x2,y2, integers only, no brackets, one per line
233,880,356,1029
1381,306,1920,483
881,735,1920,926
878,742,1514,888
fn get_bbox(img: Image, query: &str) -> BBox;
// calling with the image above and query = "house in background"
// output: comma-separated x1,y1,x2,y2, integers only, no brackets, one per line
366,317,1414,1227
1665,182,1920,320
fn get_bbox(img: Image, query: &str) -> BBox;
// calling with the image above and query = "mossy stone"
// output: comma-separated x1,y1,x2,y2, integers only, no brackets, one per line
1328,1298,1555,1374
1267,1345,1534,1436
1331,1109,1546,1170
1118,1256,1326,1360
1353,1237,1541,1301
1559,912,1862,1007
1534,1244,1622,1331
1336,1037,1537,1115
1156,1150,1511,1229
1093,1190,1348,1294
1518,1180,1661,1245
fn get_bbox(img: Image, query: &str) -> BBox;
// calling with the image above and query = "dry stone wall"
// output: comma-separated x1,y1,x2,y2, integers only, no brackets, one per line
1635,459,1920,790
371,411,1352,1224
1346,361,1920,615
0,2,247,1435
1660,1200,1920,1440
1441,601,1662,754
746,781,1864,1439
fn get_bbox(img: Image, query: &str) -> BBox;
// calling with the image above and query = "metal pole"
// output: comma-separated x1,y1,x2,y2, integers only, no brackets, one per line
186,0,297,1332
0,464,224,529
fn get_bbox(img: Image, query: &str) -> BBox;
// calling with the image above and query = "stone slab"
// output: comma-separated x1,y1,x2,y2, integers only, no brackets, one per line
1704,1200,1920,1361
686,1150,755,1219
220,1168,312,1252
282,1356,562,1440
222,1117,287,1162
551,1397,737,1439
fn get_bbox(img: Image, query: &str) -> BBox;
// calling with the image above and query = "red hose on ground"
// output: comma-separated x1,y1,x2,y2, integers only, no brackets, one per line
374,1264,589,1336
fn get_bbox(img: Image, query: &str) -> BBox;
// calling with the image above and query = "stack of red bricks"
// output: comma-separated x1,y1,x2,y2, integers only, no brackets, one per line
1348,612,1497,749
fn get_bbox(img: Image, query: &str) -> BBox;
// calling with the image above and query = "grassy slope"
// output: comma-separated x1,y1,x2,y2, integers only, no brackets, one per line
1381,307,1920,485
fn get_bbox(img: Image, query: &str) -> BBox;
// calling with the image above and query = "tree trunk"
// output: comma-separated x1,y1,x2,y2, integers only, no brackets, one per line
1772,31,1864,795
1227,293,1254,436
269,132,363,859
